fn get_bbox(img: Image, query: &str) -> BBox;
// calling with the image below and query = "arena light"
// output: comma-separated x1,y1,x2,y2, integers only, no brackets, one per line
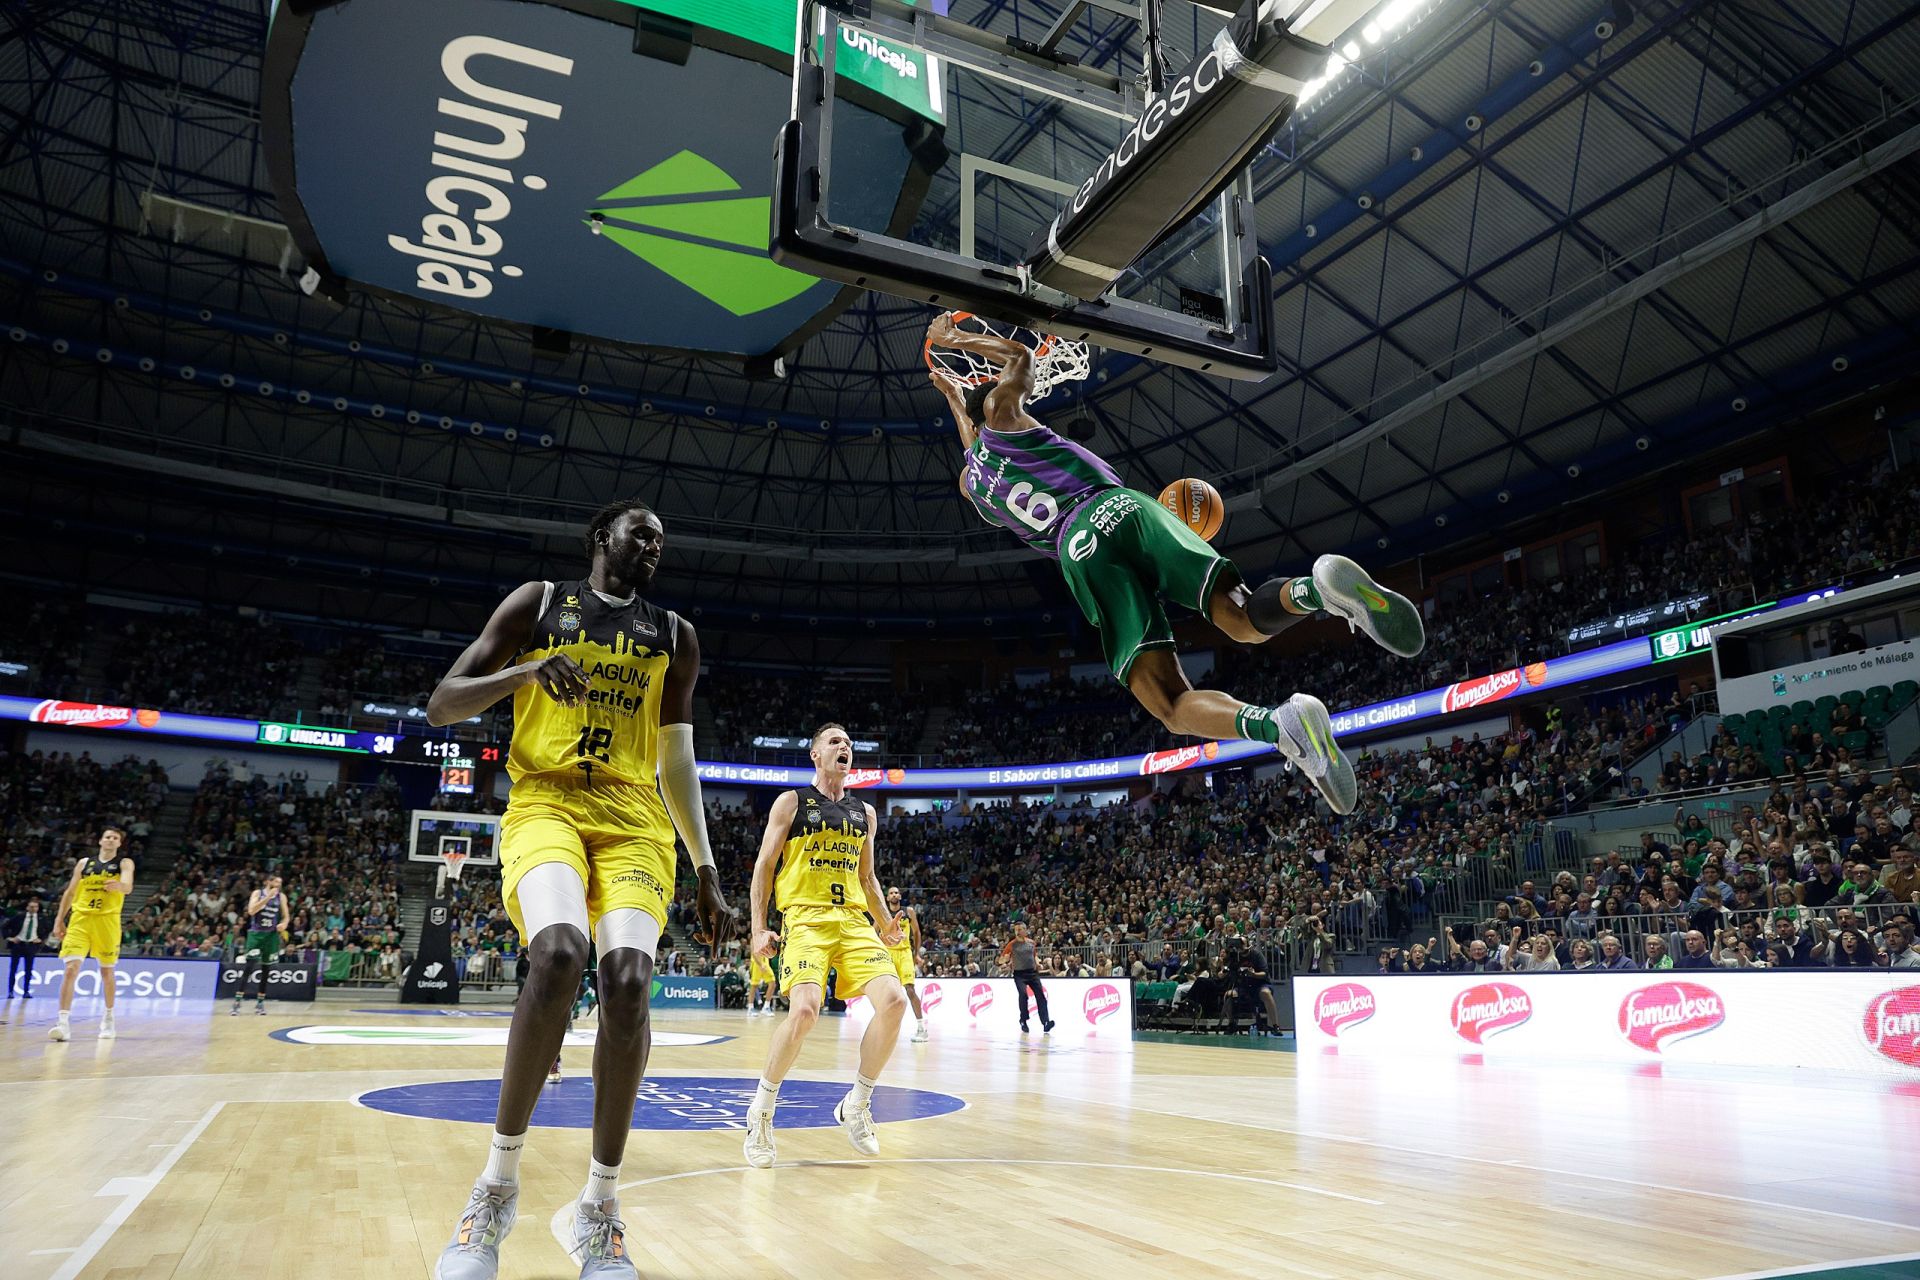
1297,0,1443,105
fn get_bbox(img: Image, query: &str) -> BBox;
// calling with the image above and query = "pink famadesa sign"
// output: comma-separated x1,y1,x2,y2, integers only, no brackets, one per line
1313,982,1377,1036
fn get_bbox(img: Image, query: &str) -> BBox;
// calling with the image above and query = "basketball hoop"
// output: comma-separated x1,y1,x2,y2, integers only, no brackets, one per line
440,850,469,883
925,311,1091,404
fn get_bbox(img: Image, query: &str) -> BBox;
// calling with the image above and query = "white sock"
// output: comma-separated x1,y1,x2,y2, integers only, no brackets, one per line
850,1073,877,1107
583,1158,619,1205
482,1130,525,1186
916,1017,926,1029
752,1078,780,1114
57,1010,70,1024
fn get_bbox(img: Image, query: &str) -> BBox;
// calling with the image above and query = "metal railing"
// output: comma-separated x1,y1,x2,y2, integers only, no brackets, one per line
1431,901,1914,967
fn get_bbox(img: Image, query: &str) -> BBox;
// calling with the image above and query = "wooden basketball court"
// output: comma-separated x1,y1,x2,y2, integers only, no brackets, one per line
3,995,1917,1280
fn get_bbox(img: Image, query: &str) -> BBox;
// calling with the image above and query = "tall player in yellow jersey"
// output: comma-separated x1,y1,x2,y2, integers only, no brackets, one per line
48,825,133,1042
426,500,732,1280
742,724,909,1169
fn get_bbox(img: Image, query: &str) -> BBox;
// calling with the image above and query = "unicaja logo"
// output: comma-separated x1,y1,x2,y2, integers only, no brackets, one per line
388,36,577,301
1450,982,1532,1044
841,27,917,79
1618,981,1725,1053
1083,982,1122,1025
920,981,942,1013
1313,983,1376,1037
967,982,993,1017
1863,986,1920,1069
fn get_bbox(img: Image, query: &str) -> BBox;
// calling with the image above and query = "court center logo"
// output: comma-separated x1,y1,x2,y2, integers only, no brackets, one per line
1618,981,1725,1053
1082,981,1122,1025
1313,982,1375,1037
967,981,994,1017
1863,986,1920,1069
587,150,818,317
1450,982,1532,1044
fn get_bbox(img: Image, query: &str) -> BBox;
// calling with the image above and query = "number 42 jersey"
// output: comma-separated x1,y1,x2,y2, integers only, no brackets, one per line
507,579,680,791
962,422,1121,557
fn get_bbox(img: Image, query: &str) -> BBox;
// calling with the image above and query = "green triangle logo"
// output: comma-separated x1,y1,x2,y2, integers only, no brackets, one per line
589,149,820,317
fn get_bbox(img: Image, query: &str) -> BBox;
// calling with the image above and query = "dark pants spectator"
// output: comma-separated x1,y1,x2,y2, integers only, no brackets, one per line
1013,970,1051,1029
8,943,44,996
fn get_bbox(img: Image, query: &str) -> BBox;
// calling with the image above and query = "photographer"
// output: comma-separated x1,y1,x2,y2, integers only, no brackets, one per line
1223,946,1282,1036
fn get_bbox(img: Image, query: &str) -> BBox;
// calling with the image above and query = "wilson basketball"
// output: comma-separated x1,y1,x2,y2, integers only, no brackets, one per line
1158,478,1225,541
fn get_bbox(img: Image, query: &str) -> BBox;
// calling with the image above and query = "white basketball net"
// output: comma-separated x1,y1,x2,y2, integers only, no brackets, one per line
440,850,468,883
925,311,1091,404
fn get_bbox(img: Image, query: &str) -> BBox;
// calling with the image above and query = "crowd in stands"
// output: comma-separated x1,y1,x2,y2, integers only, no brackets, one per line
0,749,168,906
0,594,83,697
703,675,930,761
101,611,306,721
316,645,445,716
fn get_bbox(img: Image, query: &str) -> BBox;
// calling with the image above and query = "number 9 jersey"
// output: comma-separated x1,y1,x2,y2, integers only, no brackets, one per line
772,787,871,919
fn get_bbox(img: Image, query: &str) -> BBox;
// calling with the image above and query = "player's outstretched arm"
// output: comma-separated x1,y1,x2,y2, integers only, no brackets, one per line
427,581,579,725
749,791,798,957
929,368,978,450
927,314,1034,430
658,617,731,947
859,805,900,946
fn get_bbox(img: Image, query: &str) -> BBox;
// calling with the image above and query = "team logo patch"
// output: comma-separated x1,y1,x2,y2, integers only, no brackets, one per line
633,619,657,637
558,610,581,632
564,595,580,606
1066,529,1098,562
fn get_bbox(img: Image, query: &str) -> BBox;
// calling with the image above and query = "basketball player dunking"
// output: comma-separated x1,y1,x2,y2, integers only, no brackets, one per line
232,874,289,1016
927,314,1426,815
48,826,133,1042
427,500,731,1280
742,724,909,1168
884,886,929,1042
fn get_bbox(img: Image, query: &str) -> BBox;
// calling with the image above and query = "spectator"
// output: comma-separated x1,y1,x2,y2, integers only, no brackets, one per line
1597,934,1637,970
1674,930,1714,968
1643,935,1674,970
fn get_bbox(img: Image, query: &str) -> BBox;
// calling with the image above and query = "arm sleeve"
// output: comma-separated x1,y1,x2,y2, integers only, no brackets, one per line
657,722,716,873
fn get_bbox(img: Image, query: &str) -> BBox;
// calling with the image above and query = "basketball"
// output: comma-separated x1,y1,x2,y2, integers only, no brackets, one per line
1158,478,1225,540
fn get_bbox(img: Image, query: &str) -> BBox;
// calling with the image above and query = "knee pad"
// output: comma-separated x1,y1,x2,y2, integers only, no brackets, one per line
517,862,591,947
595,908,661,961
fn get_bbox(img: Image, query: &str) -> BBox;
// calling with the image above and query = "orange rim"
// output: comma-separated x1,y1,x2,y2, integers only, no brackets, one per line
924,310,1057,383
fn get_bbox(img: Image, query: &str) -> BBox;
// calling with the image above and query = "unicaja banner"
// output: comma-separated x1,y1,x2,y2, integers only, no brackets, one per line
1294,973,1920,1075
261,0,940,358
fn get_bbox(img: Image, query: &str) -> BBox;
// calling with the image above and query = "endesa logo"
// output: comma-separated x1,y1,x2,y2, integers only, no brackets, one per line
1863,986,1920,1069
967,982,994,1018
1313,983,1376,1037
30,700,136,729
1450,982,1533,1044
920,981,943,1013
1618,981,1726,1053
1439,662,1548,714
1083,982,1123,1025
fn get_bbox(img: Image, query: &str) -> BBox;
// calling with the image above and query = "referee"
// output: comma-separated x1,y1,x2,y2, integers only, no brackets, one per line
1005,922,1055,1033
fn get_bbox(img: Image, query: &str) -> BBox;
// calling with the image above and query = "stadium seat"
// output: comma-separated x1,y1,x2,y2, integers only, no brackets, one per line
1867,684,1891,706
1843,730,1871,752
1896,680,1920,709
1720,712,1745,739
1791,700,1815,722
1841,690,1866,708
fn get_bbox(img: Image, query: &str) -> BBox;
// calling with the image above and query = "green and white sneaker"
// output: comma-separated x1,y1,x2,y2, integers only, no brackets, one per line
567,1198,638,1279
1277,693,1358,816
434,1180,518,1280
1313,554,1425,658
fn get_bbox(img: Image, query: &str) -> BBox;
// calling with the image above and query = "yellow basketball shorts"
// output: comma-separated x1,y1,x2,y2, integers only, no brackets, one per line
779,910,896,1000
500,775,675,940
60,915,122,965
889,944,917,986
748,956,775,986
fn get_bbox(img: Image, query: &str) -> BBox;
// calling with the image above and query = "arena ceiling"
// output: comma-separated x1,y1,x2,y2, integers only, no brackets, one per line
1,0,1917,636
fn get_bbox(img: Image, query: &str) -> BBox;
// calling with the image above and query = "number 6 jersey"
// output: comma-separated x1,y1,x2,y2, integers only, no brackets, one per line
506,579,680,793
961,421,1121,556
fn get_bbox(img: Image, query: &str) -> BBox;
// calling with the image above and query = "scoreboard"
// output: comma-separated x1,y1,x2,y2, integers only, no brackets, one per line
253,721,506,766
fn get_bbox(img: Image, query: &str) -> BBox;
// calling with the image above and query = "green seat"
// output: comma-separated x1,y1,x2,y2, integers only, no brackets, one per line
1791,700,1815,721
1865,711,1891,732
1895,680,1920,709
1867,684,1891,706
1816,695,1840,711
1841,690,1866,708
1721,711,1745,734
1843,730,1871,752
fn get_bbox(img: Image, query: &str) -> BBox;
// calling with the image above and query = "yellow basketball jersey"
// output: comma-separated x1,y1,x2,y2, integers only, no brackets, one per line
888,907,915,956
71,856,127,918
773,786,871,916
507,580,677,796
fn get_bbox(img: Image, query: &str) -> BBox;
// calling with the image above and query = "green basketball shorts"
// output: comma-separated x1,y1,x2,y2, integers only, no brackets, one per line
246,929,283,964
1057,487,1236,683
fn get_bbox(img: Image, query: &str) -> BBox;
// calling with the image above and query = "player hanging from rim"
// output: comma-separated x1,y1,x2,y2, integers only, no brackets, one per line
425,499,732,1280
48,826,134,1042
233,873,289,1016
742,724,910,1169
884,886,928,1043
926,314,1426,815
